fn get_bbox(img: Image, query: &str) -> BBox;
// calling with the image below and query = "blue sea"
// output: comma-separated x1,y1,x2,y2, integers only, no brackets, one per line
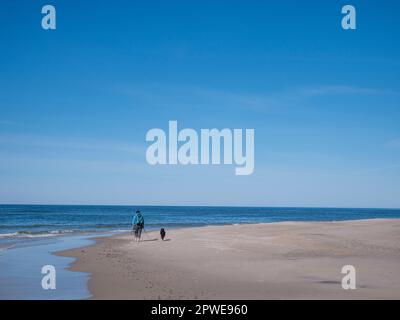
1,205,400,243
1,205,400,299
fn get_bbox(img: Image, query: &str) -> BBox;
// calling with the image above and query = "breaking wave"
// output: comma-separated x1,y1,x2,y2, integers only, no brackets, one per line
0,230,76,239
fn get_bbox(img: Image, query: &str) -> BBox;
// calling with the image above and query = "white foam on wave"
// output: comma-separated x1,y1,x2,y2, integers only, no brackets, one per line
112,229,131,233
0,230,76,239
0,232,19,238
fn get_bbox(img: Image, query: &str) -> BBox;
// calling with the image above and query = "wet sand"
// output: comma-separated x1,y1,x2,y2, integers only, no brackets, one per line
57,219,400,299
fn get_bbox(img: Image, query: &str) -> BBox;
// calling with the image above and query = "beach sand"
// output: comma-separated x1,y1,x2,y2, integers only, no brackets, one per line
56,219,400,299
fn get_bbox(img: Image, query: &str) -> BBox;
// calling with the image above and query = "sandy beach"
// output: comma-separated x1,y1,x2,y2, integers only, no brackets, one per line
57,219,400,299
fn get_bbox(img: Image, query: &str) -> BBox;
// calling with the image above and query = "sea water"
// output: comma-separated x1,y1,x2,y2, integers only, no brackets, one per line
0,234,98,299
2,205,400,240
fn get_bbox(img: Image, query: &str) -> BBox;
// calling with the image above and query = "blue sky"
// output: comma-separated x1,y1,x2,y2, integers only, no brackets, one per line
0,0,399,207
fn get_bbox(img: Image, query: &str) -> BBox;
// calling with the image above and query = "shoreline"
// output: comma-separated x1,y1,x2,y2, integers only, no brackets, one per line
56,218,400,300
0,234,96,299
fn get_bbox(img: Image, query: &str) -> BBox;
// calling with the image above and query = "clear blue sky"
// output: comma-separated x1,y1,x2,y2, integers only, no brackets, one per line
1,0,399,207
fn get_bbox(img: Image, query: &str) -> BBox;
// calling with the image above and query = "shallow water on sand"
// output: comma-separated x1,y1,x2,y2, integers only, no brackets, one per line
0,234,107,299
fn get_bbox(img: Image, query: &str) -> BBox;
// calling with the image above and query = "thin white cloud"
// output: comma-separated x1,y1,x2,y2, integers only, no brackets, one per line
298,85,396,97
115,83,396,113
0,133,145,157
386,138,400,149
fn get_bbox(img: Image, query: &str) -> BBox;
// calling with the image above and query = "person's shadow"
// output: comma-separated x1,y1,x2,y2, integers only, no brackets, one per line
141,238,172,242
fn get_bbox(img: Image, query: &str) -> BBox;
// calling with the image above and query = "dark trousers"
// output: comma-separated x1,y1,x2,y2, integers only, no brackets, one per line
133,225,143,238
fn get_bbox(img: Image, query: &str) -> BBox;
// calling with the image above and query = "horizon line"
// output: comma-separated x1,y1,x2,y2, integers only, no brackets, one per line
1,203,399,211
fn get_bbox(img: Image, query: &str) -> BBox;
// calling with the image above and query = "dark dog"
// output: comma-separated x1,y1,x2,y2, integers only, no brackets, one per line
160,228,166,240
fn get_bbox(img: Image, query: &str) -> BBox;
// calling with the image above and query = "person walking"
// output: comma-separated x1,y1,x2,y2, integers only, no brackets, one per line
132,210,145,242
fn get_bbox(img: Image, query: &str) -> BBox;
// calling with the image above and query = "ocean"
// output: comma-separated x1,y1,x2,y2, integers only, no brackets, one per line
1,205,400,299
1,204,400,244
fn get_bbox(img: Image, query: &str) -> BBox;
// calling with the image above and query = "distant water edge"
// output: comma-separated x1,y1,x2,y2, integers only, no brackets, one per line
1,205,400,244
